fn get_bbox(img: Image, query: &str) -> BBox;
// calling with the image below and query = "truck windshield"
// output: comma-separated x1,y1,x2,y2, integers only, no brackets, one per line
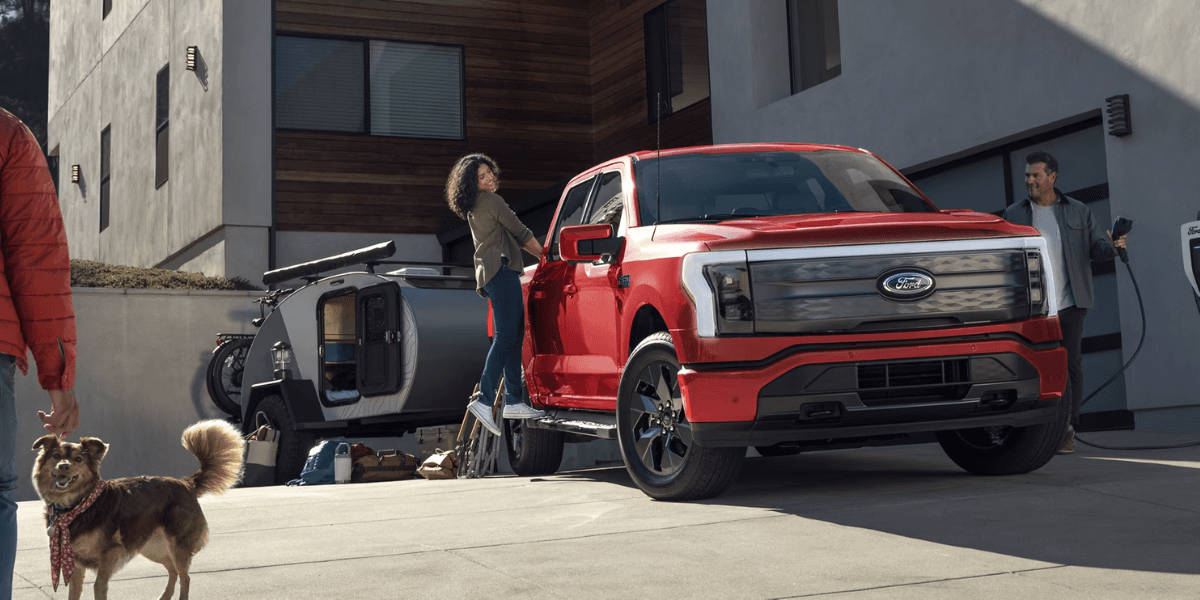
634,150,937,226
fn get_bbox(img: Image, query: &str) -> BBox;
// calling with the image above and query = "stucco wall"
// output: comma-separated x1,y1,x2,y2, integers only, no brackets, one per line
11,288,259,503
707,0,1200,430
47,0,272,282
9,288,619,502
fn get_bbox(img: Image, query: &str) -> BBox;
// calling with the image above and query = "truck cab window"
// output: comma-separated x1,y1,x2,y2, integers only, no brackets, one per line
586,171,624,227
549,176,597,260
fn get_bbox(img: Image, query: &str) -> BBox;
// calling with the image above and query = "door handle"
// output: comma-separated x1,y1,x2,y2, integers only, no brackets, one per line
565,284,578,296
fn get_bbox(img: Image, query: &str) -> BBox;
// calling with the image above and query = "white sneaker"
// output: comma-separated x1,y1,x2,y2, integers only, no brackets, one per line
468,399,502,436
503,403,546,420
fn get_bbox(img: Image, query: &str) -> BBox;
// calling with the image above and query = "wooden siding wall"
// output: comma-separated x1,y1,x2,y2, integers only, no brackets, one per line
275,0,711,235
590,0,711,164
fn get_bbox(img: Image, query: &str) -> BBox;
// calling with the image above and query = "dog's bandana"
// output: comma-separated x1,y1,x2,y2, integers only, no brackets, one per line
47,479,107,591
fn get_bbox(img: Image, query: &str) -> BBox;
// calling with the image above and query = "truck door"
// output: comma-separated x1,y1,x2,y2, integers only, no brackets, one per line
356,281,403,397
560,170,626,408
527,175,595,406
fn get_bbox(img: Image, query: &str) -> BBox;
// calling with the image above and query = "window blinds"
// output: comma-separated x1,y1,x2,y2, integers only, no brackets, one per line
369,41,463,139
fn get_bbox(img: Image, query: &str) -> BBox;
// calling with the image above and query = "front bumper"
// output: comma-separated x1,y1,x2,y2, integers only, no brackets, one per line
676,336,1066,447
690,397,1060,447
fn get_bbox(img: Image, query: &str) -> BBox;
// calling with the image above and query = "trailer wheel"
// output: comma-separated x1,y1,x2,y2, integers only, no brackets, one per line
206,338,252,417
936,396,1069,475
616,332,744,501
254,395,316,485
504,419,564,476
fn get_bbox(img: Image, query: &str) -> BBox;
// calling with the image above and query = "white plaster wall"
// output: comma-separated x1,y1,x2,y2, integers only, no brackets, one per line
9,289,619,502
11,288,259,503
99,0,169,267
48,0,272,281
707,0,1200,430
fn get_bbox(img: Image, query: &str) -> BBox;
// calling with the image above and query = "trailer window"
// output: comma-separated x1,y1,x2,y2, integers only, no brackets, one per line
320,293,360,405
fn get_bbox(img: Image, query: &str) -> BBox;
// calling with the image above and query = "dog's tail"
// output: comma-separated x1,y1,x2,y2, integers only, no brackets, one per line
182,420,246,497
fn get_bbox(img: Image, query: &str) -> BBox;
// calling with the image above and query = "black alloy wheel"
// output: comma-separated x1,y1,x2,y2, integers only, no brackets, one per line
616,332,744,501
628,361,691,477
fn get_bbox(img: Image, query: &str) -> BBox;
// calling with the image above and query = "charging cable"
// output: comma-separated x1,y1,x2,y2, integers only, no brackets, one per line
1073,239,1200,450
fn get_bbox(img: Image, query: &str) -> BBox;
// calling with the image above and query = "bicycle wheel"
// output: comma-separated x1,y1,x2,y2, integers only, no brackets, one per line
206,338,253,416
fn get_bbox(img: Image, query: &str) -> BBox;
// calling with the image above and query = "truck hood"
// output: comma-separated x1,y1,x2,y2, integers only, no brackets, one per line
652,211,1036,252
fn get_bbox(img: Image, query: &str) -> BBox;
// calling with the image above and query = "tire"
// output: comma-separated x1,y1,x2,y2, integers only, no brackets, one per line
206,338,252,417
936,394,1069,476
252,395,317,485
754,444,802,457
616,332,744,501
505,418,564,476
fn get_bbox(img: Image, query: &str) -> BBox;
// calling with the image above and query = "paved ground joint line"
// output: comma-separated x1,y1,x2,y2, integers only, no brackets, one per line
13,570,54,598
1080,484,1200,515
446,547,570,599
768,565,1066,598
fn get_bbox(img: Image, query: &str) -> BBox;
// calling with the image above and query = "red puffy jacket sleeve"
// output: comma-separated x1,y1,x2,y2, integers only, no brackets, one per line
0,109,76,390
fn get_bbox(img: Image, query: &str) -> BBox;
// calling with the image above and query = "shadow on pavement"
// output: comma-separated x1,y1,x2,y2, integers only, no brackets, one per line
555,440,1200,576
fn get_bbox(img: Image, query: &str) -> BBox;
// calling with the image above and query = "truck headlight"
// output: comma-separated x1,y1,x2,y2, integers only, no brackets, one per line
1026,251,1046,316
704,264,754,332
681,251,753,337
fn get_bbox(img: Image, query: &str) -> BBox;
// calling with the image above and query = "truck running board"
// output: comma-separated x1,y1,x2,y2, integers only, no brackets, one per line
530,409,618,440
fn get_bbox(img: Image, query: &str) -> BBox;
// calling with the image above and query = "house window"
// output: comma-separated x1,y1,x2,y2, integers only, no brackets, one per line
103,0,112,19
275,35,464,139
100,126,110,232
155,65,169,188
276,36,365,133
643,0,710,124
787,0,841,93
369,41,462,139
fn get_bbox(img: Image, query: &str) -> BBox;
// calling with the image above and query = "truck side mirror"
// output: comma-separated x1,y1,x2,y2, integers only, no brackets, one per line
560,224,622,263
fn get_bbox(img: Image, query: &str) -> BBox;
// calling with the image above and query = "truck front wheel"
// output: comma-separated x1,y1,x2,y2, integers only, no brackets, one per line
936,397,1068,475
616,332,744,501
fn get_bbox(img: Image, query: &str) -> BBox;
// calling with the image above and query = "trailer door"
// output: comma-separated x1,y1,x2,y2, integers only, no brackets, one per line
356,281,402,396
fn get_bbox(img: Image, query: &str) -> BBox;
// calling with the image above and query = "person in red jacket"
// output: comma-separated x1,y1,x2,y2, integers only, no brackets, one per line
0,108,79,596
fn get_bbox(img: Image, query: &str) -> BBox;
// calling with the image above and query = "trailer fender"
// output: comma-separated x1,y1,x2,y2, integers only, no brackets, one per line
245,379,326,431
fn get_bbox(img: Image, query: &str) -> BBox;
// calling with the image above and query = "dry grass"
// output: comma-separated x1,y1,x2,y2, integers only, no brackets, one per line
70,259,260,291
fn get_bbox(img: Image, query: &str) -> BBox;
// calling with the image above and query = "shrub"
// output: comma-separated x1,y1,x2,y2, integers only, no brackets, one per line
70,259,261,291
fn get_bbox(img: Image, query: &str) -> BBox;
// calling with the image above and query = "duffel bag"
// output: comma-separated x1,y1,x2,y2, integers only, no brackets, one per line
351,449,419,483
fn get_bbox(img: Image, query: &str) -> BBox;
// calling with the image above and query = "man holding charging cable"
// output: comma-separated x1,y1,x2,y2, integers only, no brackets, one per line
1002,151,1127,455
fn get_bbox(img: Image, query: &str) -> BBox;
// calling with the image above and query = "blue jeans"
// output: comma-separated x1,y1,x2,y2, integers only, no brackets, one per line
1,353,17,597
479,258,525,407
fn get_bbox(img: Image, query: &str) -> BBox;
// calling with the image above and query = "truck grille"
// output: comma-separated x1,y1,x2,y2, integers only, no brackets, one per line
750,251,1031,334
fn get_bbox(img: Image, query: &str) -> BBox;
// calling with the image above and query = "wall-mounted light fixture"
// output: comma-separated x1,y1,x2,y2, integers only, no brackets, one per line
186,46,198,71
71,164,80,184
1106,94,1132,137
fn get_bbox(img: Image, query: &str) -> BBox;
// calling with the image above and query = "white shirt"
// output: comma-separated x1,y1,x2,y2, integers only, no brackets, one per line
1031,202,1076,309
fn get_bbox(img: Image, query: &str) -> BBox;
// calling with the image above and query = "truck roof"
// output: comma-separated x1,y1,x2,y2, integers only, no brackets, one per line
629,142,865,161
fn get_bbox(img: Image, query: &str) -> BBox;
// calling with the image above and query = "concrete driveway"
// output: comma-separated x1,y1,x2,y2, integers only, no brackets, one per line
12,430,1200,599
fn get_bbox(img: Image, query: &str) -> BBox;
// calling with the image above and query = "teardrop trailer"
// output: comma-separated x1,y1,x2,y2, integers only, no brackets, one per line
208,241,494,483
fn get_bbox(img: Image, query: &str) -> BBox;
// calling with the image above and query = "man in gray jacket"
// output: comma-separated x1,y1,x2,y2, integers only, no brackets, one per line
1002,151,1127,454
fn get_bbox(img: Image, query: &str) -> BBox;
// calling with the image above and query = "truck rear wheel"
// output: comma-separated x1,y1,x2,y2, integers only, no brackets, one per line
505,419,564,476
616,332,744,501
253,395,316,485
936,397,1068,475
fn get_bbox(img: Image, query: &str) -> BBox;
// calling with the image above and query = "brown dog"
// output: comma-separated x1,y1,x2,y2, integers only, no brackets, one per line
31,420,245,600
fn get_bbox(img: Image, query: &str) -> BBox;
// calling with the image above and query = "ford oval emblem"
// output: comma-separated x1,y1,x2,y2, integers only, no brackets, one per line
877,270,936,300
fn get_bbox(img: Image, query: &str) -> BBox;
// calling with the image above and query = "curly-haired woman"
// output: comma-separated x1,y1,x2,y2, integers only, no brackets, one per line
446,154,545,435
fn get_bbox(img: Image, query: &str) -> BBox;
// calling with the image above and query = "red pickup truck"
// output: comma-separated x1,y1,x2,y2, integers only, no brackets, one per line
505,143,1067,501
